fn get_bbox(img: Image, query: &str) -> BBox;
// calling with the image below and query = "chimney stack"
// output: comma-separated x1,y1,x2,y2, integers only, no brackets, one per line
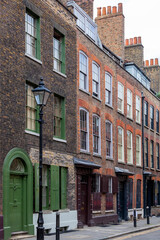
95,3,125,60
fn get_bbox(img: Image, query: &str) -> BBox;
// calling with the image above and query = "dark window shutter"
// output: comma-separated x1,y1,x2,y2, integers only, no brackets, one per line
106,193,113,210
34,163,39,212
61,167,67,209
50,165,60,210
93,192,101,211
101,175,108,193
112,176,118,194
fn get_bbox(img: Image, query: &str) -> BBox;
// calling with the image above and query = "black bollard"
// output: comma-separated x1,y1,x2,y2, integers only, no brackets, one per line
56,212,60,240
133,208,137,227
146,206,150,224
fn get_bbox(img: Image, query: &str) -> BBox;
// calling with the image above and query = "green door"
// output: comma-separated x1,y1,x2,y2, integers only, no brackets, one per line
9,175,23,232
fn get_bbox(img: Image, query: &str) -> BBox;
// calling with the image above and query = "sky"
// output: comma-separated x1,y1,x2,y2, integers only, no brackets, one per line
93,0,160,64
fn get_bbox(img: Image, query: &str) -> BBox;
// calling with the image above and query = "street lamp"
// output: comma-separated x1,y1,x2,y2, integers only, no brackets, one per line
32,77,51,240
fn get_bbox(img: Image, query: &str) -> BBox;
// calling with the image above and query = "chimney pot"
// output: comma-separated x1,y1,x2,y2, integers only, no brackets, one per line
155,58,159,65
150,59,154,66
125,39,129,46
97,7,101,17
118,3,123,13
107,6,111,14
134,37,137,44
137,36,141,44
145,60,149,67
102,7,106,16
130,38,133,45
112,6,117,14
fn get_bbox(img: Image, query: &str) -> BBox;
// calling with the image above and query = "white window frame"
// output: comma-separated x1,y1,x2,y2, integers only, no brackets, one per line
108,177,112,194
80,108,89,152
92,62,100,99
127,130,133,164
106,120,113,158
93,114,101,155
79,51,88,92
136,135,141,166
127,89,132,119
105,72,112,106
117,82,124,114
136,96,141,123
118,126,124,162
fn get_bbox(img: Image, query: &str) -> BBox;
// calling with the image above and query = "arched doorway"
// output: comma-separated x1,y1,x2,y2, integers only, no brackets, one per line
3,148,34,240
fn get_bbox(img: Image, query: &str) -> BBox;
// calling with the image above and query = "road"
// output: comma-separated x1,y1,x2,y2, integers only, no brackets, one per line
112,227,160,240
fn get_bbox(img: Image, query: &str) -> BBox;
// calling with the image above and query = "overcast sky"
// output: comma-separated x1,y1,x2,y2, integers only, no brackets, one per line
93,0,160,64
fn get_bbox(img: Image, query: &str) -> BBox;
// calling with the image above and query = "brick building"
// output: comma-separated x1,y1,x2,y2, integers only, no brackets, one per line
1,0,160,239
0,0,77,239
67,0,160,227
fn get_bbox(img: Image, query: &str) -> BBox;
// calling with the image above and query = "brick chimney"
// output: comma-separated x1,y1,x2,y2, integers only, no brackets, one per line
74,0,94,19
95,3,125,61
144,58,160,93
125,36,144,70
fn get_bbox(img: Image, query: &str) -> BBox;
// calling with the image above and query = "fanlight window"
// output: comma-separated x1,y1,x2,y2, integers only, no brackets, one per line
10,158,25,172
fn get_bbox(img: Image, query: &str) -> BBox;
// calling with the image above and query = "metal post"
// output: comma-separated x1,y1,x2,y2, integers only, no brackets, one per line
147,206,149,224
141,92,146,217
133,208,137,227
56,212,60,240
37,108,44,240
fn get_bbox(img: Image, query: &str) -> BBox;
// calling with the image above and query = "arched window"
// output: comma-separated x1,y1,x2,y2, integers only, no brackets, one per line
127,131,133,164
92,62,100,98
105,72,112,106
106,121,112,158
79,51,88,91
80,108,89,151
93,115,101,154
118,126,124,162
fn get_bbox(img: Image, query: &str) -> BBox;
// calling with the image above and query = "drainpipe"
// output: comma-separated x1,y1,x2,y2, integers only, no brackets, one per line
141,91,146,217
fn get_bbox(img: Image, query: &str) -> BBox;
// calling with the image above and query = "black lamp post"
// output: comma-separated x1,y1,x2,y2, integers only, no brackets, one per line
32,77,51,240
141,91,146,217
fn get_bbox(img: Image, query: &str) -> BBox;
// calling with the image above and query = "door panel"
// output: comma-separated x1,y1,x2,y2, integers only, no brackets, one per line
119,181,125,220
81,183,88,224
9,175,23,232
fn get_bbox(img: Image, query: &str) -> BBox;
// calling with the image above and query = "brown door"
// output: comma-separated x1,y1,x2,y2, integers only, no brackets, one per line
80,176,88,225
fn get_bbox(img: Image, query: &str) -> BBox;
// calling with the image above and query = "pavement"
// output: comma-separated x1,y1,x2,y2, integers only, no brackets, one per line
15,216,160,240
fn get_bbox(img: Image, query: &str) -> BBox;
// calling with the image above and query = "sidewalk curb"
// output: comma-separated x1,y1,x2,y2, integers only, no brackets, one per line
100,224,160,239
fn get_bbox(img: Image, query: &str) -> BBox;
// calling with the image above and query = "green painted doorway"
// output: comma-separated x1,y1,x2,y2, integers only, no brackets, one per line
3,148,34,240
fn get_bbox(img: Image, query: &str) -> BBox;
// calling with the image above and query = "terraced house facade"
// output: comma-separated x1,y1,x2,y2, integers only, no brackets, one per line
0,0,77,239
1,0,160,239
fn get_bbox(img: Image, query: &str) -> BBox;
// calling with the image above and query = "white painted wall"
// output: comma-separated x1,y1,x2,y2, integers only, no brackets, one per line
33,210,78,234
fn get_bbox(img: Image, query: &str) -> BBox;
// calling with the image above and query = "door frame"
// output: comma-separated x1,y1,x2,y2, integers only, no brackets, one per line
3,148,34,240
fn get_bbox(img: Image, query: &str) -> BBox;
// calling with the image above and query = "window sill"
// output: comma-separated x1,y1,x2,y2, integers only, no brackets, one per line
92,95,102,102
80,150,91,155
117,110,125,116
145,167,149,170
127,117,133,122
144,125,149,129
156,131,160,135
105,103,113,109
25,53,42,65
136,121,141,126
150,168,155,171
79,88,90,95
127,163,134,166
53,69,67,78
118,160,125,164
156,169,160,172
105,210,114,213
93,153,102,158
92,210,101,214
53,137,67,143
150,128,154,132
136,164,142,168
25,129,39,137
106,157,113,161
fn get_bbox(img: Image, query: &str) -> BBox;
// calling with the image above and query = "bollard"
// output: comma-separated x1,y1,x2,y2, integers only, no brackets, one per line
146,206,150,224
133,208,137,227
56,212,60,240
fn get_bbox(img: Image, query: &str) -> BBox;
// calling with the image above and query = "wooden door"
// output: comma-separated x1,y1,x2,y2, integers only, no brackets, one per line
80,176,88,225
119,181,125,220
9,175,23,232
